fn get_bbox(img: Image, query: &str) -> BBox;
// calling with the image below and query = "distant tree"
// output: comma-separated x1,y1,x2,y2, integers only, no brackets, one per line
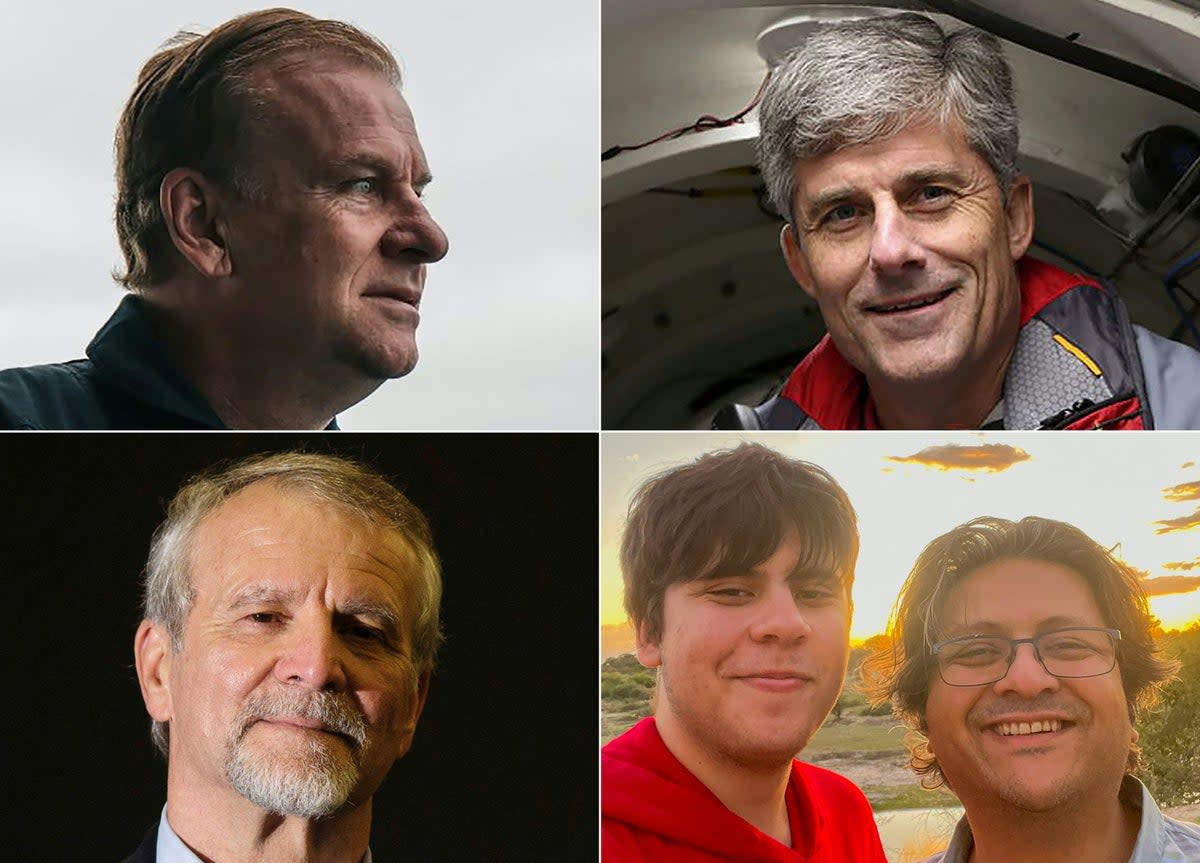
602,653,644,674
1139,625,1200,807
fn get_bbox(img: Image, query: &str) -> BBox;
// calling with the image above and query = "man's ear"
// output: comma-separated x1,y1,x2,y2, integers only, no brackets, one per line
1005,174,1035,261
395,672,432,759
634,622,662,669
160,168,234,279
134,620,174,724
780,224,817,300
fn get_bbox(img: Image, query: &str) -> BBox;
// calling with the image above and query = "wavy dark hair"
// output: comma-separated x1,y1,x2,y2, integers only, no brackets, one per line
861,516,1179,787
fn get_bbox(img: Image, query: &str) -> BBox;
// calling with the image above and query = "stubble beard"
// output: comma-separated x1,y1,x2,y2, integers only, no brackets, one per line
659,665,816,771
225,689,370,819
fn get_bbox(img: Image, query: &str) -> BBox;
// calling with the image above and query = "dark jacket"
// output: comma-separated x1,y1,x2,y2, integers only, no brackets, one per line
0,296,339,430
122,823,157,863
0,296,227,429
716,258,1200,430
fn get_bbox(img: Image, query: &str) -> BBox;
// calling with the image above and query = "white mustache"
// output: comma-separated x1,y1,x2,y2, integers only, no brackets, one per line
237,689,369,749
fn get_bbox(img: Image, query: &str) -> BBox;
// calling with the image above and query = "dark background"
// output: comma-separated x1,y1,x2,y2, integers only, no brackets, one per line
1,433,597,861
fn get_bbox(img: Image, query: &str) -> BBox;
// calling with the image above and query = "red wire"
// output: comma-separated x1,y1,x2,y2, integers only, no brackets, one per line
603,69,773,160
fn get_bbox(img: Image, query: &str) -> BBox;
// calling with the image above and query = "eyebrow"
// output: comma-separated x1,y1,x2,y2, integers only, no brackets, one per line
693,561,841,586
226,585,402,635
939,615,1099,638
801,166,972,225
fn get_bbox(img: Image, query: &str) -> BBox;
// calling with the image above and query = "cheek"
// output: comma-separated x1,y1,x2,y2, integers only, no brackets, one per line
923,681,966,743
808,244,867,304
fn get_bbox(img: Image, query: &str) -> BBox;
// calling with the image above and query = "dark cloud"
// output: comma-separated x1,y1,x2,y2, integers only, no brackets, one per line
886,444,1031,473
1153,507,1200,535
1162,481,1200,502
1140,575,1200,597
1163,559,1200,572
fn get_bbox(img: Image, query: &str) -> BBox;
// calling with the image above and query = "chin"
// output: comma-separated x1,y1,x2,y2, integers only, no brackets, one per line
873,346,967,385
344,340,419,381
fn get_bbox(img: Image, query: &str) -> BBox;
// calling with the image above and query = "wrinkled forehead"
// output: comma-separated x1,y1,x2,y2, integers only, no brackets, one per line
240,57,426,168
189,481,420,601
931,558,1106,640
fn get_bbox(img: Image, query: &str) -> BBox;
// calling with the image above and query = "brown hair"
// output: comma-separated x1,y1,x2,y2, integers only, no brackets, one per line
620,443,859,644
114,8,402,289
861,516,1179,786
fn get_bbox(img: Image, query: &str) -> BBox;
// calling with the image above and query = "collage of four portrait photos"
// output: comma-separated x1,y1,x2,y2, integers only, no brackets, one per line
1,1,1199,862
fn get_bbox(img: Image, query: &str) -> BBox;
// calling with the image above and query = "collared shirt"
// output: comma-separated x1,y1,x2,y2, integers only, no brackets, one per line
927,776,1200,863
156,805,373,863
0,296,339,430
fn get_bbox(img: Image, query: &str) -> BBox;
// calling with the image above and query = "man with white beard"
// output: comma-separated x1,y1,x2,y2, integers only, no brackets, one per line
129,452,441,863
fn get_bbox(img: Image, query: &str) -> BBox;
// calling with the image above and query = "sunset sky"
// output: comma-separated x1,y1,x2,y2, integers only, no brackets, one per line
602,433,1200,655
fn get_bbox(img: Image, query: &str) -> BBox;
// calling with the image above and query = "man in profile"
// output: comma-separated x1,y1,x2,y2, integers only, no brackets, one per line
717,12,1200,430
128,451,441,862
602,444,886,862
864,516,1200,862
0,8,448,429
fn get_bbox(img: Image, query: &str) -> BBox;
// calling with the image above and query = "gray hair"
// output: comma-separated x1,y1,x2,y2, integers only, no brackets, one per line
757,12,1020,226
142,451,442,757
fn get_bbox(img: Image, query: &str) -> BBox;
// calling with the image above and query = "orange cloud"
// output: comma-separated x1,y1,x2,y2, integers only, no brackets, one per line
1162,481,1200,502
1163,559,1200,572
1140,575,1200,597
1153,507,1200,534
886,444,1031,473
1183,461,1195,469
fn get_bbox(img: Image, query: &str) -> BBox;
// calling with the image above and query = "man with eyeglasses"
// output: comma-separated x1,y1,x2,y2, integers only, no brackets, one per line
863,515,1200,863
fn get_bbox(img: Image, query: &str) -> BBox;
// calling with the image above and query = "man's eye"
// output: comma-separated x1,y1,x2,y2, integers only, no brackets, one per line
344,622,387,642
825,203,860,223
347,178,377,195
708,587,751,600
247,612,281,625
915,185,951,204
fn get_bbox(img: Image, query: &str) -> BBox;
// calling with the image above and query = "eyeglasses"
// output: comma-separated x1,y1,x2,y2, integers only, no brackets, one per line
930,627,1121,687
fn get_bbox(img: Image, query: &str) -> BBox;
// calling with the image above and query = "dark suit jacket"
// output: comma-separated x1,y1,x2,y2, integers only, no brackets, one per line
122,823,158,863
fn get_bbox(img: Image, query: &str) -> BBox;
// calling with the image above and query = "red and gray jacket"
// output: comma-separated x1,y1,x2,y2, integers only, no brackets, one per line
717,258,1200,430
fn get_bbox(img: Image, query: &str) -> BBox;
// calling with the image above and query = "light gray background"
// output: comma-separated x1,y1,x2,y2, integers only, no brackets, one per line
0,1,597,429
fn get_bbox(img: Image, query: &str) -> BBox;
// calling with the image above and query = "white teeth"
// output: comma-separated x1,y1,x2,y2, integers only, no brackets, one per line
995,719,1062,736
877,295,941,312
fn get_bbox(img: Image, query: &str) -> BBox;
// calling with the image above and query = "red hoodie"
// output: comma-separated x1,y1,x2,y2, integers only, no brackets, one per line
603,718,887,863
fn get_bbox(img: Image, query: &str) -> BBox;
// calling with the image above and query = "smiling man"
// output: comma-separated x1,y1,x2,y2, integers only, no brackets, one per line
602,444,886,863
864,516,1200,863
129,451,441,863
717,12,1200,430
0,9,448,429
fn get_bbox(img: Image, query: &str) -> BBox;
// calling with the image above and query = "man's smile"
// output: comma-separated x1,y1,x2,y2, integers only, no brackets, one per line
865,287,957,315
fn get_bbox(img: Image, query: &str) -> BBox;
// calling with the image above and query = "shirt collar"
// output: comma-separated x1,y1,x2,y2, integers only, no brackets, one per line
937,776,1176,863
157,805,372,863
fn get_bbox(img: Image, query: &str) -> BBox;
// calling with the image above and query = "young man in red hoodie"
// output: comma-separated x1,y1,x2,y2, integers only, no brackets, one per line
602,443,887,862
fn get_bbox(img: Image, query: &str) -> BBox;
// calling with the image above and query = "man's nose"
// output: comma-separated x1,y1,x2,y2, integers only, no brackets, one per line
993,643,1060,698
747,586,813,643
868,201,926,275
273,620,349,691
380,197,449,264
